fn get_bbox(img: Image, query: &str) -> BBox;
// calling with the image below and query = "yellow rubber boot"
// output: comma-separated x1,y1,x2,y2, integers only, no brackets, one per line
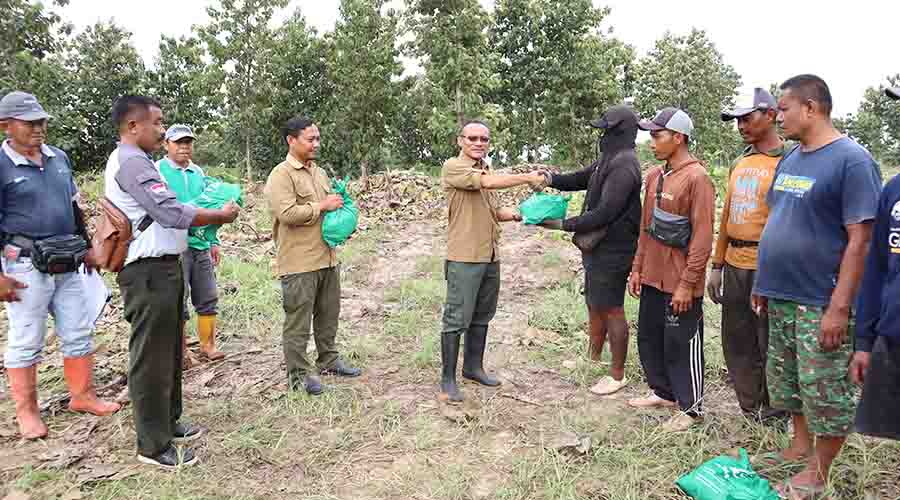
197,315,225,360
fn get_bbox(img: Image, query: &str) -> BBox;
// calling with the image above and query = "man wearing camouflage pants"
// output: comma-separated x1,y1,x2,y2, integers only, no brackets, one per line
752,75,882,496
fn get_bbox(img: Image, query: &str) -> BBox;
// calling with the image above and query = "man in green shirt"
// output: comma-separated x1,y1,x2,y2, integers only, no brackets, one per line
156,125,224,367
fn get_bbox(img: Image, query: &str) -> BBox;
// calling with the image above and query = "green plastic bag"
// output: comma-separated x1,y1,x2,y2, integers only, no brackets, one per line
676,449,779,500
519,192,571,225
322,177,358,248
187,178,243,243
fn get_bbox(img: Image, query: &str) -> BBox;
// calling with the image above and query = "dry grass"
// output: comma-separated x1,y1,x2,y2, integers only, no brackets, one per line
2,179,900,500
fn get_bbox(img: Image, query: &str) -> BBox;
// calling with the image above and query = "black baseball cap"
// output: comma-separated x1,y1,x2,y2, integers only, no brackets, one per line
887,87,900,100
590,105,639,130
721,88,777,121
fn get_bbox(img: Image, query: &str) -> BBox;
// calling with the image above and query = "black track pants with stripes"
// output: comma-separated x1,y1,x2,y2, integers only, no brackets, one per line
637,285,705,416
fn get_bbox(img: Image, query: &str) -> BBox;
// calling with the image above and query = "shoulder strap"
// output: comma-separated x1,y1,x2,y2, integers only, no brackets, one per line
655,167,665,206
111,177,156,237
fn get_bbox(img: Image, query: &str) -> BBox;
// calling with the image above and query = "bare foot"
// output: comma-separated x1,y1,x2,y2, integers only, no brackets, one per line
782,446,811,462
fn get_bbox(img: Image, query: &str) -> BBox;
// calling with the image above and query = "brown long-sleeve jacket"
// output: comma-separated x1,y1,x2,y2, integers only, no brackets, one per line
631,159,715,298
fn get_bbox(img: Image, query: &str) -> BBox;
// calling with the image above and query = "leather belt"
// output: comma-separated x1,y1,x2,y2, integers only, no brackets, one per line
729,239,759,248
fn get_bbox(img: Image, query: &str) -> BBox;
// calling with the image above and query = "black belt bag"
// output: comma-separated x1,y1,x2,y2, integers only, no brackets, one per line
647,171,691,249
31,235,89,274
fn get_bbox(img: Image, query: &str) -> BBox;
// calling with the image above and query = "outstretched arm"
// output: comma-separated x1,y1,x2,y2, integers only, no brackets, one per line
480,172,544,190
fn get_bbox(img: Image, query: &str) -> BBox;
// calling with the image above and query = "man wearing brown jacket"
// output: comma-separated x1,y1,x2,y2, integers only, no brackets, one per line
265,116,361,396
627,108,715,432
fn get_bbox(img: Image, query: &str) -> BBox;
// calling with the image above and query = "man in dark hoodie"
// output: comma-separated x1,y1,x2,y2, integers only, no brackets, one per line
537,105,642,396
851,84,900,442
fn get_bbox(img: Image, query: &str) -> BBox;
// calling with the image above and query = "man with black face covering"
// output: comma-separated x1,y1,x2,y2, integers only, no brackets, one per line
537,105,642,396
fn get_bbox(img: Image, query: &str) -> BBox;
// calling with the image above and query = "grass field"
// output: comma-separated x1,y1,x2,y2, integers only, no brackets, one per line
2,173,900,500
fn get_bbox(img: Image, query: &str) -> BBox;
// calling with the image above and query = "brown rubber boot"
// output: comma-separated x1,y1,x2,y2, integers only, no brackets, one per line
197,315,225,360
64,355,121,416
7,366,48,439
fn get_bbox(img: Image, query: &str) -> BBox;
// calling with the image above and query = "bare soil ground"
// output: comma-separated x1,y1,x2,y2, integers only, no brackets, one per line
2,181,899,500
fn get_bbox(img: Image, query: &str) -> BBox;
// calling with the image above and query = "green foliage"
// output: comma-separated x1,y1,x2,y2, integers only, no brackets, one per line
0,0,70,64
265,12,333,170
535,1,633,168
3,0,761,176
198,0,290,178
838,75,900,165
0,0,80,158
64,21,146,168
632,29,742,161
323,0,402,179
403,0,497,162
491,0,634,167
150,35,223,136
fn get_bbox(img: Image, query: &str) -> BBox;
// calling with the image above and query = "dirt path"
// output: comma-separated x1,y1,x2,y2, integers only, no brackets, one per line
2,210,899,499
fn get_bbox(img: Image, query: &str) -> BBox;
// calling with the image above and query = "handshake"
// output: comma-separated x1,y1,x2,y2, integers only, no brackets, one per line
509,170,563,230
526,170,552,192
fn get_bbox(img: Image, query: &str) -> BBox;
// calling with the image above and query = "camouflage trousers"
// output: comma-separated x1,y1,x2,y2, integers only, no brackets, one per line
767,300,857,437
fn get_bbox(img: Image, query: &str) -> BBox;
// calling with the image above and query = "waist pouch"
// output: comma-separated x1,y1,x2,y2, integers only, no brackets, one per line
648,207,691,249
31,235,89,274
647,169,692,250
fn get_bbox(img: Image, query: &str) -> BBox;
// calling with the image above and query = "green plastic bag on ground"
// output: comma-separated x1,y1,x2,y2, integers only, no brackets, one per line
322,177,358,248
187,178,243,243
676,449,779,500
519,192,570,225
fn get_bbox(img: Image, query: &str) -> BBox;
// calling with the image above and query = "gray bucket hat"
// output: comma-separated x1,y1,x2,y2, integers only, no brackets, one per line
0,91,51,121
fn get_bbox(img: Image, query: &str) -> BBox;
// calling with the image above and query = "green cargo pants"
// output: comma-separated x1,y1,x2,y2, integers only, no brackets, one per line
442,261,500,334
281,266,340,384
117,256,185,457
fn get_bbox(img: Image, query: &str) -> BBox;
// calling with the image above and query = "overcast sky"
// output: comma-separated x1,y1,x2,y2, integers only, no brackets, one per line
60,0,896,117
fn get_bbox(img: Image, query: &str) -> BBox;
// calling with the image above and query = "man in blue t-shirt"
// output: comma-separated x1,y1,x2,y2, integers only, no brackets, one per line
852,85,900,442
752,75,882,497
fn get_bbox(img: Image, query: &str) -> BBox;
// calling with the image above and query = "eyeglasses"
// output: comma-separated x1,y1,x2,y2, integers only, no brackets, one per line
463,135,490,144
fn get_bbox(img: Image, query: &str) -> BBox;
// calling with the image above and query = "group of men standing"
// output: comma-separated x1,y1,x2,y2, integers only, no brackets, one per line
2,73,900,491
433,74,900,496
0,92,366,470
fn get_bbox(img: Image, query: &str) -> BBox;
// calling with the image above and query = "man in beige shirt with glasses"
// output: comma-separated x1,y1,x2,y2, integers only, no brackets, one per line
439,119,544,403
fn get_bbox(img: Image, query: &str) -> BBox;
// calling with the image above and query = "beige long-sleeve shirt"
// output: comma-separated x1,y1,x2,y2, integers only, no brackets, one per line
442,155,501,263
264,155,337,276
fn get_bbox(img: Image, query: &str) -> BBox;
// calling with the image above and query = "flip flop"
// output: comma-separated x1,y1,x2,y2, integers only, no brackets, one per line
775,480,826,500
751,451,808,468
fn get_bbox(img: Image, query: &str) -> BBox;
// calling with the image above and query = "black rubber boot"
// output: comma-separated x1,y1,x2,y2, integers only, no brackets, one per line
440,332,464,404
462,325,501,387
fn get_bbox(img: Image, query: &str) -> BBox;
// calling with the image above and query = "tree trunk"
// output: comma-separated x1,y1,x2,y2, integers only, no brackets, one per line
360,159,369,192
570,103,579,167
244,134,252,181
456,83,464,128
